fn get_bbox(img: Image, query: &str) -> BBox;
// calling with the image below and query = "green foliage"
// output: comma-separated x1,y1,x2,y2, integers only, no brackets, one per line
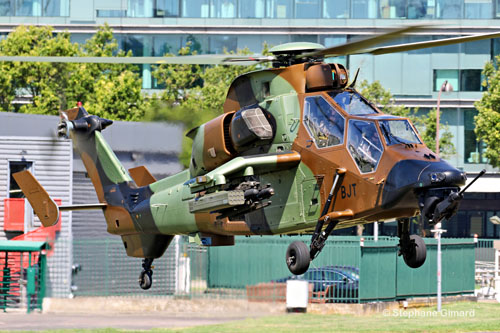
475,59,500,167
0,24,147,120
147,44,267,167
359,80,455,156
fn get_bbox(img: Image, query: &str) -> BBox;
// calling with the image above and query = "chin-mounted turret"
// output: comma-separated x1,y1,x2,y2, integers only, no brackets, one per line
420,169,485,225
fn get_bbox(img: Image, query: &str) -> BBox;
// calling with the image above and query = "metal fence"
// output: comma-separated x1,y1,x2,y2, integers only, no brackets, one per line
206,236,475,303
476,239,495,262
40,235,477,304
71,238,181,297
0,241,47,313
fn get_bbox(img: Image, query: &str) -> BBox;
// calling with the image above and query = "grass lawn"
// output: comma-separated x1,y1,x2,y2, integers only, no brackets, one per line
16,302,500,333
158,302,500,333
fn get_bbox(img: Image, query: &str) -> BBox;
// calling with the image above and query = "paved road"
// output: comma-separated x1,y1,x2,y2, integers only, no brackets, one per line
0,313,252,331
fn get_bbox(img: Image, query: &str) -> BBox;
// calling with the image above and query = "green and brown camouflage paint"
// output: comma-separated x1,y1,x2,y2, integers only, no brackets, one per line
64,55,464,258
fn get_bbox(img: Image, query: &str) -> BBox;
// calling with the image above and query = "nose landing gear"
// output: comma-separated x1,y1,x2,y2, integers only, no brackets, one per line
138,258,154,290
397,218,426,268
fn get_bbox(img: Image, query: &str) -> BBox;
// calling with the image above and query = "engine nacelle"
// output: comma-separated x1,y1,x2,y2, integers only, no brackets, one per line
188,106,276,177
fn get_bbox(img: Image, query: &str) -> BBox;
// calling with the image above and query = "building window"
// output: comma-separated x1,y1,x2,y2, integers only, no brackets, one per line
209,35,237,54
464,109,486,164
461,69,484,92
5,0,69,16
295,0,321,18
434,69,484,92
128,0,154,17
351,0,377,18
407,0,431,19
238,0,265,18
97,9,127,17
436,0,463,18
42,0,68,16
181,0,209,17
465,0,492,19
379,0,406,18
266,0,292,18
434,69,459,92
323,0,348,18
8,161,32,198
211,0,236,17
0,0,10,15
155,0,179,17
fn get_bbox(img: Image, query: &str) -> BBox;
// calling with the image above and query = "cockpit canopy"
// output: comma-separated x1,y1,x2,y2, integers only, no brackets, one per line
302,91,423,174
328,91,378,115
379,119,421,146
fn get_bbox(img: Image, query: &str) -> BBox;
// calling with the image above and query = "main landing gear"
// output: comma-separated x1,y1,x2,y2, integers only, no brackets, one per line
286,169,347,275
397,218,426,268
138,258,154,290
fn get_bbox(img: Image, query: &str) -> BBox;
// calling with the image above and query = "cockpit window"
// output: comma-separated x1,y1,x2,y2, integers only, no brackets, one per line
304,95,345,148
379,120,421,146
328,91,378,115
347,120,383,173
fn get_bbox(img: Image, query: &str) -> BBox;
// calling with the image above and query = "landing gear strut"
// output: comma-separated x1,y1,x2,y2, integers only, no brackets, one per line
397,218,426,268
138,258,154,290
286,169,346,275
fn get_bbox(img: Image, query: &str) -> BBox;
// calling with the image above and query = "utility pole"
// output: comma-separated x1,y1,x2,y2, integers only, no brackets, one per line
431,223,446,311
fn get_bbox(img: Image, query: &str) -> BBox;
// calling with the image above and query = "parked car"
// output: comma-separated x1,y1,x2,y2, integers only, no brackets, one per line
274,266,359,302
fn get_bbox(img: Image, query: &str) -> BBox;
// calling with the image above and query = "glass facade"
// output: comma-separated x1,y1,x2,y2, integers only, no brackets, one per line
19,0,492,19
0,0,492,19
0,0,68,16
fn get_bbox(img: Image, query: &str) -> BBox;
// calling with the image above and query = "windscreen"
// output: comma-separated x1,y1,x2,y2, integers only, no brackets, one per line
379,119,421,146
347,120,383,173
328,91,378,115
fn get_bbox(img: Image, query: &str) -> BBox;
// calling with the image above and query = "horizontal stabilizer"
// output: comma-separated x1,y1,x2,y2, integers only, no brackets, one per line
129,166,157,187
12,170,59,228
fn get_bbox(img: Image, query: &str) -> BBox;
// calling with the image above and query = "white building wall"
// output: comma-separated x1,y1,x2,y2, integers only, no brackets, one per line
0,136,73,297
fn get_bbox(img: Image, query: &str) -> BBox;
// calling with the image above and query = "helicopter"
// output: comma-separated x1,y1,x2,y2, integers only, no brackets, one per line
11,25,493,290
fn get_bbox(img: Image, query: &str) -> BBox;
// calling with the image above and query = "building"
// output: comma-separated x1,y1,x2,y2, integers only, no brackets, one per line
0,111,184,296
0,0,498,237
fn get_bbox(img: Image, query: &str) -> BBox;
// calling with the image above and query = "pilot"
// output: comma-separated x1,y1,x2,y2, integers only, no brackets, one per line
359,126,380,170
317,120,329,147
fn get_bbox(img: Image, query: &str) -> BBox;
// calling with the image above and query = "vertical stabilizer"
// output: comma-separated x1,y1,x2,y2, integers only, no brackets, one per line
59,107,132,203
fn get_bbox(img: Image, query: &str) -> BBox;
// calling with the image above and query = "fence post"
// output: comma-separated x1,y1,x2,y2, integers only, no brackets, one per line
105,239,110,296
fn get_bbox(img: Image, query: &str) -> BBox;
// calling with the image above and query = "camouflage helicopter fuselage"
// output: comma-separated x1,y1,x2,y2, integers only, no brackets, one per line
63,58,465,263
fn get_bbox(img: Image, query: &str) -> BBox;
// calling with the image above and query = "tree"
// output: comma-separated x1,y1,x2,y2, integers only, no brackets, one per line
359,80,455,157
475,59,500,167
0,24,148,121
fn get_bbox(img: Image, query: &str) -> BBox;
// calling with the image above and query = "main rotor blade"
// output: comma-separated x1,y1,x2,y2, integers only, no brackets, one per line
365,31,500,55
303,25,424,58
0,54,273,66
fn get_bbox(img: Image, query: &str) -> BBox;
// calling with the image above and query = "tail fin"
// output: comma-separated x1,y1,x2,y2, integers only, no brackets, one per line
12,170,59,227
13,170,107,227
59,107,132,202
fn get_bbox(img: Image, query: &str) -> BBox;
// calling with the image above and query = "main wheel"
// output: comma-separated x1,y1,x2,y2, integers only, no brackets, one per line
139,270,152,290
286,241,310,275
403,235,427,269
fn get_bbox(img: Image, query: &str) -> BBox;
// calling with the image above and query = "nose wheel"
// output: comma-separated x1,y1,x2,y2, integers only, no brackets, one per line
138,258,154,290
398,219,426,269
